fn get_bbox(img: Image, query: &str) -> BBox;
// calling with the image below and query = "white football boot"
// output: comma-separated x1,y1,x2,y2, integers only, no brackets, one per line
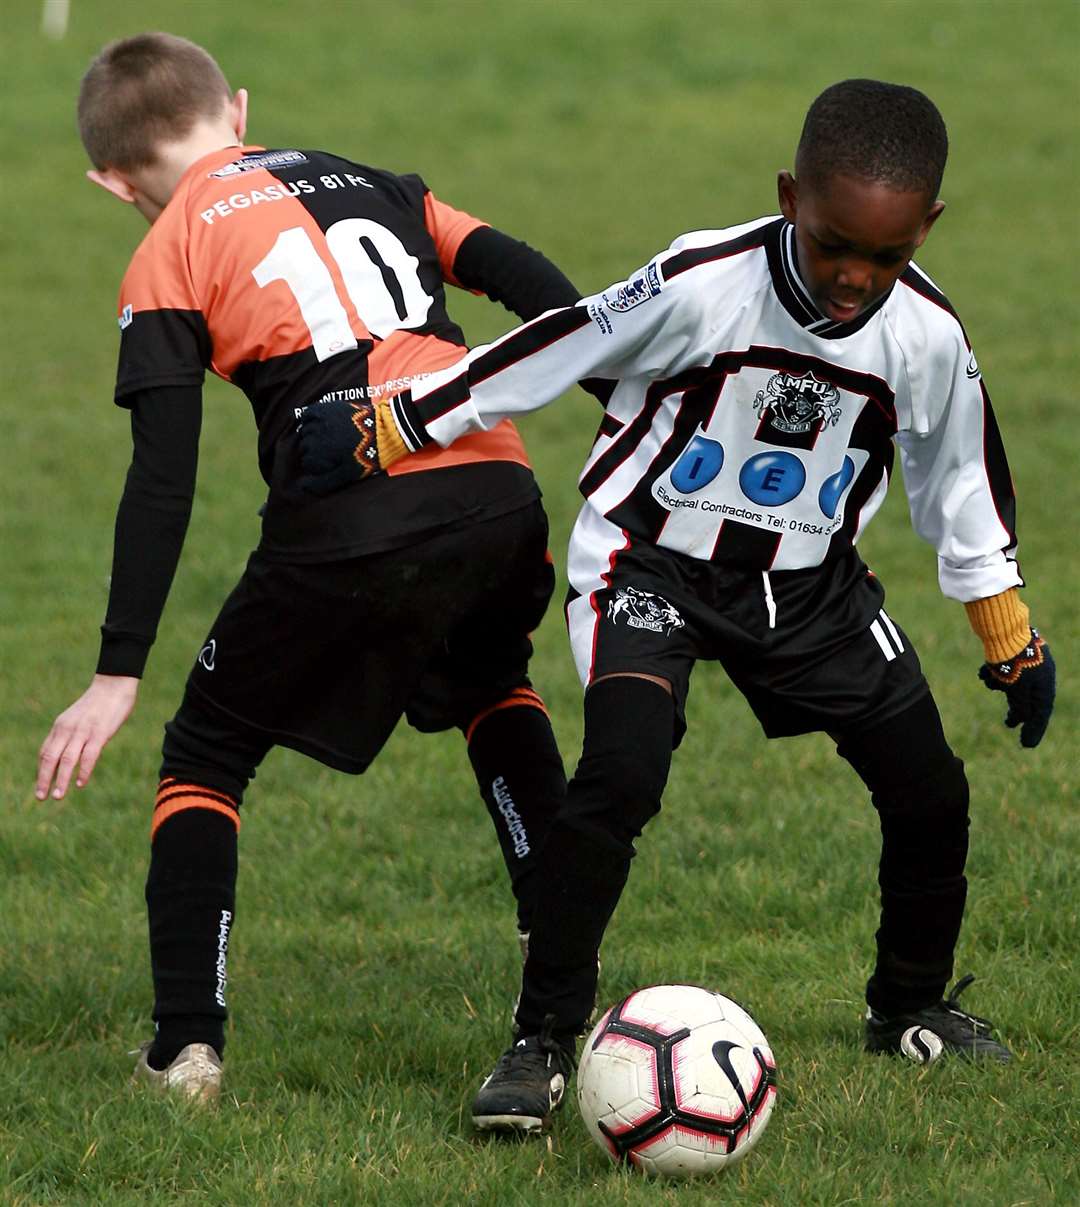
132,1041,223,1102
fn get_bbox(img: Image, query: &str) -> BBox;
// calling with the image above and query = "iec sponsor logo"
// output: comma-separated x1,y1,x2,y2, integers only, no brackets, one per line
670,432,724,493
738,451,806,506
818,455,855,519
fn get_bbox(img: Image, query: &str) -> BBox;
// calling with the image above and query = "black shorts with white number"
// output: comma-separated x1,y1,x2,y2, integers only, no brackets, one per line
175,501,554,775
565,521,928,744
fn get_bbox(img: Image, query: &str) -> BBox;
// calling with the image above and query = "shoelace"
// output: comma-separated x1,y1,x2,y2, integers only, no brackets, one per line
943,974,992,1031
499,1039,554,1078
501,1014,574,1076
497,1009,579,1076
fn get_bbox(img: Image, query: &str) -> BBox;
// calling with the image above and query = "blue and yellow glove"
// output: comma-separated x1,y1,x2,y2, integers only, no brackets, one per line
966,590,1056,749
297,397,408,496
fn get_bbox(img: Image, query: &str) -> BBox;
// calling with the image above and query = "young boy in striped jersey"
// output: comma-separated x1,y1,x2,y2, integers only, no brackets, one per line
302,79,1057,1132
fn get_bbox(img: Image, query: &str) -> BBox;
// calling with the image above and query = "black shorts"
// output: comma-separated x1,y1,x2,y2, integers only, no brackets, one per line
172,501,554,776
566,534,928,745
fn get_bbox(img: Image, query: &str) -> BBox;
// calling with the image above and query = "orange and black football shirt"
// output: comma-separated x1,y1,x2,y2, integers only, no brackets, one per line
115,145,545,560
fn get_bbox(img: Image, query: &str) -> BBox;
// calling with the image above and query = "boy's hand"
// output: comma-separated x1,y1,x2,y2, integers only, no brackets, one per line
36,674,139,799
978,629,1056,748
297,398,408,496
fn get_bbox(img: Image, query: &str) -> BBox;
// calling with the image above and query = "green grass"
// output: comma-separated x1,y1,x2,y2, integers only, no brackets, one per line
2,0,1078,1203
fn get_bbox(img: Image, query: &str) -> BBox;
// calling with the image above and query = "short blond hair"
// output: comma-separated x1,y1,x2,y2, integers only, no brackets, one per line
78,32,233,171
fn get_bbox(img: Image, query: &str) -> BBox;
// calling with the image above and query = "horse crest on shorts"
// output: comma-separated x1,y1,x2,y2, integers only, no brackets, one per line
608,587,685,636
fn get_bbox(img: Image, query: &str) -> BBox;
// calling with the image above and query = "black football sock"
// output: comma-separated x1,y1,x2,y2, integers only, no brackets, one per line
516,676,675,1038
835,696,970,1016
466,693,567,934
145,782,239,1065
866,756,969,1016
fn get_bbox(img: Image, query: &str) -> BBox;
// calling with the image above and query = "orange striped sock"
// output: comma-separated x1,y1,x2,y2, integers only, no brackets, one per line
152,778,240,841
464,687,549,744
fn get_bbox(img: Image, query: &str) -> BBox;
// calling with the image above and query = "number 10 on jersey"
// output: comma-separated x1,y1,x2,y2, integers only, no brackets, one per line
252,219,435,359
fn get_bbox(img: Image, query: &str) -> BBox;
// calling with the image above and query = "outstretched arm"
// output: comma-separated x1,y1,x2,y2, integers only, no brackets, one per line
297,254,693,492
392,256,699,452
36,387,201,798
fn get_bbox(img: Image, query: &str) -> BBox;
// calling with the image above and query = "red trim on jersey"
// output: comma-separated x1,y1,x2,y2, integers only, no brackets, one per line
583,527,631,683
584,380,688,502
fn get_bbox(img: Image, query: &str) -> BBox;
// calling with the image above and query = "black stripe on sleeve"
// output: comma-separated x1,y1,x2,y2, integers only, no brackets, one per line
468,304,593,386
597,412,624,438
899,265,961,323
411,304,593,427
980,382,1018,548
661,221,778,281
115,309,211,404
580,377,618,407
389,389,431,450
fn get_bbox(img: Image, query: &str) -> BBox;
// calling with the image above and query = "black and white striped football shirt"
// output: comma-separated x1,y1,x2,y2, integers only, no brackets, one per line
396,216,1021,603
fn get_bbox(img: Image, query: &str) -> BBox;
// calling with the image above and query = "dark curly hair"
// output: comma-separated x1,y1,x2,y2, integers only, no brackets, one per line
795,79,948,198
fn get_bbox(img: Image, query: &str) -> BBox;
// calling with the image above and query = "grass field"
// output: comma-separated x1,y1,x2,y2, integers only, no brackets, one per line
2,1,1078,1203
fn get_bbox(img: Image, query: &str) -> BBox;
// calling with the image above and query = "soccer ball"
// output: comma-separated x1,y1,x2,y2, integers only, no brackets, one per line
576,984,777,1177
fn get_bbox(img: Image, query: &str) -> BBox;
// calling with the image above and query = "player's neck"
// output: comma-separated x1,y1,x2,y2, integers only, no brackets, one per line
137,123,245,211
121,90,250,224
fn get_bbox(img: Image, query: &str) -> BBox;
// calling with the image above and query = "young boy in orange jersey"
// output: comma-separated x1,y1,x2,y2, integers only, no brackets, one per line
36,32,583,1101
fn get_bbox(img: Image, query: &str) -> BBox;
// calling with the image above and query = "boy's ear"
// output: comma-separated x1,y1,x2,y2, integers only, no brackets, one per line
86,168,138,204
916,199,946,247
230,88,249,142
776,170,798,224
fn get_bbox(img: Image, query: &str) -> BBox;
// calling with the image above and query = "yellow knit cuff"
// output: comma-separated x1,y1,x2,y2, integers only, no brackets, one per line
374,400,409,468
964,588,1031,663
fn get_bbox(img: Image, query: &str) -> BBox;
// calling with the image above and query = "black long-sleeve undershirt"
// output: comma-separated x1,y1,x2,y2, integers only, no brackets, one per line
453,225,581,320
96,387,201,677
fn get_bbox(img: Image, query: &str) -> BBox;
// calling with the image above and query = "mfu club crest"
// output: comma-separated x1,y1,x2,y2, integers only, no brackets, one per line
607,587,685,636
753,370,842,434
